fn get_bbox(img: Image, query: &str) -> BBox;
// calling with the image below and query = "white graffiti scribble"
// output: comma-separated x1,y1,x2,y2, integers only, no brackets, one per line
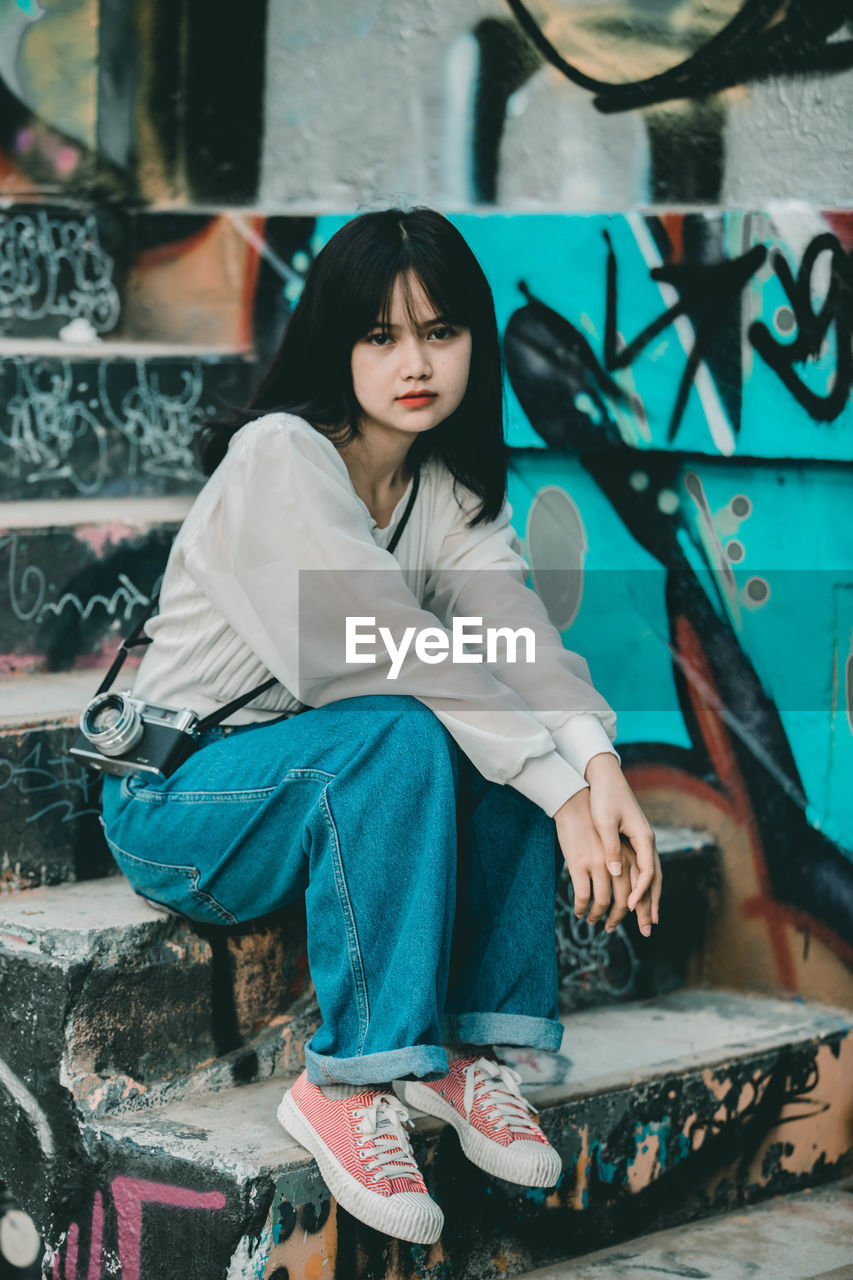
0,533,154,625
0,735,102,827
555,874,641,1002
0,1057,55,1159
0,210,120,331
0,358,207,494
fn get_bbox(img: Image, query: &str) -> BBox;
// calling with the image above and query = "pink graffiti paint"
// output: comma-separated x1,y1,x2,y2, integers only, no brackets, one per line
88,1192,103,1280
64,1223,78,1279
51,1193,103,1280
56,146,79,177
74,525,123,559
111,1177,226,1280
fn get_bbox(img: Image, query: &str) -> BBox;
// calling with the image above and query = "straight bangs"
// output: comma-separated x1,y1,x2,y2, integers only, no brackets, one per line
346,226,473,345
196,207,508,526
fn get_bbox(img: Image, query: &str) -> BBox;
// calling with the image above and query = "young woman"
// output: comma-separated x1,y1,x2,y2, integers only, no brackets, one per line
99,207,662,1245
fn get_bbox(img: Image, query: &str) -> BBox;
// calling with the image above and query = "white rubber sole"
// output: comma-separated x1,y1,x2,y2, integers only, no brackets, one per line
400,1081,563,1188
276,1090,444,1245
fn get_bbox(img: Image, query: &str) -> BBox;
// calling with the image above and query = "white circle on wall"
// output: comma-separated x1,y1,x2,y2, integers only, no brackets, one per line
0,1209,42,1268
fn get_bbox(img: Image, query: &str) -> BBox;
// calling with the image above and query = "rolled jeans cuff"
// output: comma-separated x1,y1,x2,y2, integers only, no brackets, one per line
440,1011,564,1053
304,1041,449,1086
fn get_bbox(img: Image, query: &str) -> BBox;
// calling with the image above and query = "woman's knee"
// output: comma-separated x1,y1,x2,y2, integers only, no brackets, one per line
337,694,454,755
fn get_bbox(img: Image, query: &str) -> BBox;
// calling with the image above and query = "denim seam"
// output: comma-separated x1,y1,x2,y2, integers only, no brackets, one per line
121,767,334,804
102,835,239,926
320,784,370,1056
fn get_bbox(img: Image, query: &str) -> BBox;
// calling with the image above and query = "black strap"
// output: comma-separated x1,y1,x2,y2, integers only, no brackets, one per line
386,462,420,555
95,595,160,695
96,461,422,730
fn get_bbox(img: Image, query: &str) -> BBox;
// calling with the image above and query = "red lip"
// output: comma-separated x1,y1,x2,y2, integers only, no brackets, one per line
398,392,437,401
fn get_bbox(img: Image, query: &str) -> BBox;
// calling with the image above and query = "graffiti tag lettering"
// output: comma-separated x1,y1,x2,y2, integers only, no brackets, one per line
0,534,151,625
0,737,101,826
601,229,851,440
0,211,119,331
0,358,206,496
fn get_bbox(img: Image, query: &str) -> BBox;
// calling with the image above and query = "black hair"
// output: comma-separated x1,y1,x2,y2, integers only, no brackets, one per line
195,206,508,526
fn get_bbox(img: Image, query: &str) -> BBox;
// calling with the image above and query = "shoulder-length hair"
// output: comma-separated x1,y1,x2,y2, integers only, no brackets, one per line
195,207,508,526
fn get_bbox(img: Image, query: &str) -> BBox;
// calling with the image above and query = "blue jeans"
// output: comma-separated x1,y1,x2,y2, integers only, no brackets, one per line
100,695,564,1086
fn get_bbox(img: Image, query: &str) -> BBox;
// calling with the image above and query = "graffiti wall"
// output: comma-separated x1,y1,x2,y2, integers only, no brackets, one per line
238,206,852,1007
262,0,853,209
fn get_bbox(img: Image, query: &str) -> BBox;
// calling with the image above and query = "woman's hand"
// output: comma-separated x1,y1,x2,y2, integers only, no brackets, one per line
554,754,662,936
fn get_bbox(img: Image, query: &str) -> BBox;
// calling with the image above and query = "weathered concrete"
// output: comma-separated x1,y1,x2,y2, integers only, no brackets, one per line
0,879,313,1117
32,989,853,1279
512,1176,853,1279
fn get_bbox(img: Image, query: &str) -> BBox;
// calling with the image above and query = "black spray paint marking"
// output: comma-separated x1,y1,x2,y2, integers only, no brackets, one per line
504,0,853,114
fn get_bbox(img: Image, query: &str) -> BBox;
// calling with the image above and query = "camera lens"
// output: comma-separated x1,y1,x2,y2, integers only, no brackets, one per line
80,693,144,757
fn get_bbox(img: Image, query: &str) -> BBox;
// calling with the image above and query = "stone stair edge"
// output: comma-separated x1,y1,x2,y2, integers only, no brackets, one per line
0,666,143,727
0,338,254,358
0,494,194,530
90,987,853,1176
0,827,717,933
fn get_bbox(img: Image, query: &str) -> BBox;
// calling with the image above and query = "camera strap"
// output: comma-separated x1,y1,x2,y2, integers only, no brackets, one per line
94,461,422,732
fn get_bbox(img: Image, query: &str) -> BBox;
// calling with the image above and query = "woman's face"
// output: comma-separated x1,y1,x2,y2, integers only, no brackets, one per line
350,271,472,444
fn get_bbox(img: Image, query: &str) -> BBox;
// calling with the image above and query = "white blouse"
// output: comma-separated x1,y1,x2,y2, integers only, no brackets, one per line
131,412,619,816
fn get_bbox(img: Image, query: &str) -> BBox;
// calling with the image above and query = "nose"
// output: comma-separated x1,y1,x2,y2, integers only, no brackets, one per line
400,333,432,380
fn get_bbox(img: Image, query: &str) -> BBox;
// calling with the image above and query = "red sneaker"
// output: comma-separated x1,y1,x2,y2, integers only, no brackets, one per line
277,1070,443,1244
399,1055,562,1187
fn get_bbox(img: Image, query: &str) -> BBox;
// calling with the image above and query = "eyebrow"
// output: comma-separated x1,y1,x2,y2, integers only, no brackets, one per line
369,316,452,331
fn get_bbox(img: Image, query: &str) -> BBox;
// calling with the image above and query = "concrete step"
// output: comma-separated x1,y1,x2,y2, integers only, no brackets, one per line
511,1176,853,1279
26,988,853,1280
0,826,718,1109
0,496,189,676
0,876,313,1123
0,344,252,501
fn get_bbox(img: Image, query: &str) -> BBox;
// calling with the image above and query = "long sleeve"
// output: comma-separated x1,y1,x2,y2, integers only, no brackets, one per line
424,477,620,781
180,413,589,815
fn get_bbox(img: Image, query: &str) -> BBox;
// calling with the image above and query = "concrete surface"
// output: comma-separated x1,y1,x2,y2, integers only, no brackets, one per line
511,1177,853,1279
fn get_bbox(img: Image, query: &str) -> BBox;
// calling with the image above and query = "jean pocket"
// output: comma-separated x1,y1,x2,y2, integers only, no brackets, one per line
103,836,238,926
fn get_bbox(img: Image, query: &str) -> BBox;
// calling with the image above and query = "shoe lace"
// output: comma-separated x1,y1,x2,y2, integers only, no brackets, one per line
461,1056,541,1136
352,1092,422,1183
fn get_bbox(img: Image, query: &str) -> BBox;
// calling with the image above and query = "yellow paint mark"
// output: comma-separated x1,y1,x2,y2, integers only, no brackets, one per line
627,1131,661,1193
304,1253,323,1280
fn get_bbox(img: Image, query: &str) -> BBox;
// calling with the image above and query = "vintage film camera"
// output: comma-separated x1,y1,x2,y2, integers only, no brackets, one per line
71,690,202,780
69,595,277,782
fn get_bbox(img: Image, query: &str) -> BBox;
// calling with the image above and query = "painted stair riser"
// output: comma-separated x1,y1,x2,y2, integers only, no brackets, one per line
34,1023,853,1280
0,352,253,502
0,205,126,341
0,520,179,674
0,203,294,349
0,720,110,888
